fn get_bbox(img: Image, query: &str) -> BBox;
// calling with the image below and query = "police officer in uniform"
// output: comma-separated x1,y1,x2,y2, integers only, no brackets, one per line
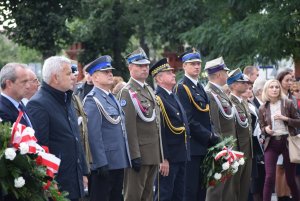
175,48,218,201
204,57,237,201
83,55,131,201
117,48,163,201
227,68,253,201
150,58,190,201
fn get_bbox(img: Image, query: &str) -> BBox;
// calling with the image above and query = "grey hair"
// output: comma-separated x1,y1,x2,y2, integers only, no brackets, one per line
0,63,28,90
252,78,266,96
42,56,71,83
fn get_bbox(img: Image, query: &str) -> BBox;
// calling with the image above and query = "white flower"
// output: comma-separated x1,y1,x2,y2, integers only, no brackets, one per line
232,167,238,174
214,173,222,180
222,161,230,170
5,148,16,160
19,142,29,155
14,176,25,188
238,158,245,165
231,161,239,169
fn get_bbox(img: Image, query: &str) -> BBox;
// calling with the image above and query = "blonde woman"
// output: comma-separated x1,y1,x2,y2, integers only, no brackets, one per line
259,79,300,201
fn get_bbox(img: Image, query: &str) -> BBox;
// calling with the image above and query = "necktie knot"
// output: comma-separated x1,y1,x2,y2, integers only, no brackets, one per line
18,103,25,112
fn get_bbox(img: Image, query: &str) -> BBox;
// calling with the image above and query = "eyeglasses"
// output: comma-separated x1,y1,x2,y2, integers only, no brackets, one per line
29,78,39,83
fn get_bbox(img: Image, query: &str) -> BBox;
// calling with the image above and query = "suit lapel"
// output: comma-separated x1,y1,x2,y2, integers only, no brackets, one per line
209,82,230,102
94,87,118,110
129,78,153,102
0,95,30,126
0,95,19,116
157,86,178,109
183,76,208,102
230,94,244,111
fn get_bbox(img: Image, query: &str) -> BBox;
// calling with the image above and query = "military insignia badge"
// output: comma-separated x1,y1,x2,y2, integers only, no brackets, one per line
120,99,127,107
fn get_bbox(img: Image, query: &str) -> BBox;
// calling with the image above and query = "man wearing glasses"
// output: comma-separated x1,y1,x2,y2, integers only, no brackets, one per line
22,68,40,105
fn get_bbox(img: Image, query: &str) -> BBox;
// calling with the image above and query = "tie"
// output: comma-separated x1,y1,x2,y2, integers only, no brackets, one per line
18,103,32,127
18,103,25,112
108,93,118,106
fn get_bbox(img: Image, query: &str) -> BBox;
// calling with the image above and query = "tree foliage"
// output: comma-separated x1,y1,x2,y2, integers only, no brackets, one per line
68,0,135,79
0,34,42,68
0,0,81,59
1,0,300,73
180,0,300,68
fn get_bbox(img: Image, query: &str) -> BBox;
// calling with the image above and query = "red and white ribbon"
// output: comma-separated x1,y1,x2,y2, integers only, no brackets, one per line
214,146,244,164
10,113,61,187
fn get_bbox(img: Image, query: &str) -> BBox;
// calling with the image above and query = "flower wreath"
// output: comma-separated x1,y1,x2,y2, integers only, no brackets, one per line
0,111,69,201
201,136,245,187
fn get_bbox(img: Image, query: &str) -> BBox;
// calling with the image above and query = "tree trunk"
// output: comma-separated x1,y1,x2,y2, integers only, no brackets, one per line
294,57,300,81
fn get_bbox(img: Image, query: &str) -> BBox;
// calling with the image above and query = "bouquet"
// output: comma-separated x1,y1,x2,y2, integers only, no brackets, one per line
201,136,245,187
0,113,69,201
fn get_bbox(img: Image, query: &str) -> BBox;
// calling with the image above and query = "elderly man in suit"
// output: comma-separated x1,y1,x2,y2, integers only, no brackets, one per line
227,68,253,201
26,56,89,201
150,58,190,201
204,57,237,201
118,48,163,201
83,55,131,201
0,63,31,201
0,63,31,127
175,48,218,201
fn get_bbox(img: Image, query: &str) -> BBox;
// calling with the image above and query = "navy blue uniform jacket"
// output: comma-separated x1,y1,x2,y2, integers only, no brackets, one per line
156,86,190,162
175,76,212,156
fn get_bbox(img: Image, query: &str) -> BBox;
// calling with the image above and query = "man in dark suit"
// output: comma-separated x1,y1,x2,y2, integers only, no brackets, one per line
0,63,32,127
150,58,190,201
26,56,89,201
83,55,131,201
117,48,163,201
175,48,218,201
0,63,32,201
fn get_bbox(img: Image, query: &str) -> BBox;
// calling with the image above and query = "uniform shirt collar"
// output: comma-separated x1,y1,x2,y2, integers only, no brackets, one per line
161,86,172,95
209,81,223,92
231,93,243,103
131,77,146,88
185,74,199,86
95,86,110,95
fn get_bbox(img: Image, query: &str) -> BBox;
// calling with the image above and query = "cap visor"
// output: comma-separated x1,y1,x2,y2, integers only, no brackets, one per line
132,59,150,65
100,66,115,71
184,58,202,63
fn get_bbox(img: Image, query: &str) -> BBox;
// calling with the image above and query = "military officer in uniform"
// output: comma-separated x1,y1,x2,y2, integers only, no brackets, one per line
175,48,218,201
150,58,190,201
227,68,253,201
117,48,163,201
83,55,131,201
204,57,237,201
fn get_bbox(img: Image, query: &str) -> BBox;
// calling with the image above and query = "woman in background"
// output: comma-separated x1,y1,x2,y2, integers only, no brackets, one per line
275,70,295,201
259,79,300,201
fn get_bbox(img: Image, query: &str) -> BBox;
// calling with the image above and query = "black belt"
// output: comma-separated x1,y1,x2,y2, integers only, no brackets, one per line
271,135,287,140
